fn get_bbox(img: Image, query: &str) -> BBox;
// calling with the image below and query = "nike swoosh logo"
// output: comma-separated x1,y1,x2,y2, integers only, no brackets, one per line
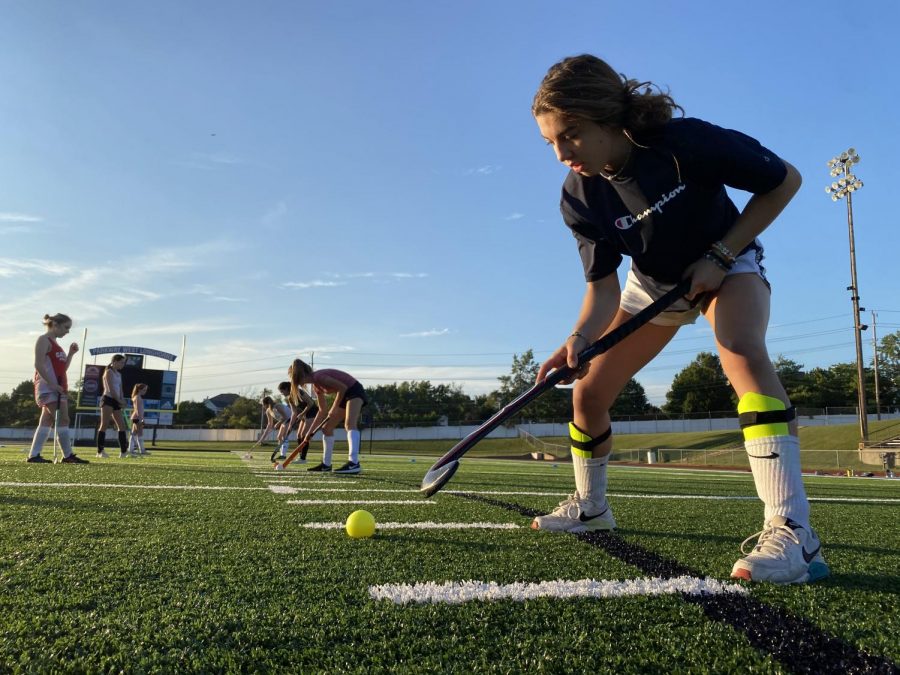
802,545,820,563
579,508,609,522
753,453,780,459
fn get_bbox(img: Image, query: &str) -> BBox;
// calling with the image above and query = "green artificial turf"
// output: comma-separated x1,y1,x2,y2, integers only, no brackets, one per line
0,447,897,673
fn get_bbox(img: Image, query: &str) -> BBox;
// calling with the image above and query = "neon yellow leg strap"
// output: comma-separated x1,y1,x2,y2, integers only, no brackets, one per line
569,422,611,459
737,392,795,441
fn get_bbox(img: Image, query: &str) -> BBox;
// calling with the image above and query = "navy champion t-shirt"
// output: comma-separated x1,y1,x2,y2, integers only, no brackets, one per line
560,117,787,284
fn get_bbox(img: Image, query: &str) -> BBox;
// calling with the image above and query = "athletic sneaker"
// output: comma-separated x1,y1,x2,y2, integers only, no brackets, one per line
334,461,361,475
530,492,617,532
731,515,830,584
140,450,151,456
61,454,89,464
96,451,110,458
307,462,332,472
26,455,52,464
119,452,129,459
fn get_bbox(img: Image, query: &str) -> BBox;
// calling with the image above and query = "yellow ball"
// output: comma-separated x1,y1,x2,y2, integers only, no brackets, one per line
345,509,376,539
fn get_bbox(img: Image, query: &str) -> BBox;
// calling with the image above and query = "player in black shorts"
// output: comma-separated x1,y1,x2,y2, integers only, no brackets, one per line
530,54,826,585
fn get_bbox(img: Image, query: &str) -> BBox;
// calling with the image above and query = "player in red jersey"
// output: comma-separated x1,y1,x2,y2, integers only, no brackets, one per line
27,313,88,463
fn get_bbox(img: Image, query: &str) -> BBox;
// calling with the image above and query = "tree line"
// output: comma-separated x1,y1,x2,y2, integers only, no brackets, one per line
1,332,897,429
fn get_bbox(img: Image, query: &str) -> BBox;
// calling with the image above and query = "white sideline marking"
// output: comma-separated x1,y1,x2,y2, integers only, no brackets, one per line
273,485,900,504
369,575,749,605
268,485,297,494
303,521,520,530
258,479,355,485
286,499,435,505
0,481,267,491
451,491,900,504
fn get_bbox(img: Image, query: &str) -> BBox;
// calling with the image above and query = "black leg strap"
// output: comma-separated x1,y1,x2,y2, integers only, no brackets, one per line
739,406,796,429
569,422,612,452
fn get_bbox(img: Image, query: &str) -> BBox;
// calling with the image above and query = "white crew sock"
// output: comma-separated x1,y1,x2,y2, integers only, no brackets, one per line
29,425,52,458
57,427,73,457
573,452,609,507
746,435,809,528
279,439,289,457
322,435,335,466
348,430,360,463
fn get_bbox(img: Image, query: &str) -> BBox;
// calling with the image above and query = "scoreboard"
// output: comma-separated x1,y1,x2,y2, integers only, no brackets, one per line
79,345,180,424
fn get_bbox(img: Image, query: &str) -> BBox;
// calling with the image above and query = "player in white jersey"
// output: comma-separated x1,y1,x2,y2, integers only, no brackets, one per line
244,396,291,460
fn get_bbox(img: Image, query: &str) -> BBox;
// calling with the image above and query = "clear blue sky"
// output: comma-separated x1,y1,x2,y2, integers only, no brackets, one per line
1,1,898,407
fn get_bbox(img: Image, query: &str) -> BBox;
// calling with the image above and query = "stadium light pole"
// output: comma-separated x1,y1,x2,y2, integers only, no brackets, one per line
825,148,868,442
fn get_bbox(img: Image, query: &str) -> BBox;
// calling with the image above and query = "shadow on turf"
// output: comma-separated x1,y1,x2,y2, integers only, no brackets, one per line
824,572,900,595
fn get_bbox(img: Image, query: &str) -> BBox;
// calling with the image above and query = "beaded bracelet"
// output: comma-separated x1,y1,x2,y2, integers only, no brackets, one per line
703,251,732,272
711,241,736,265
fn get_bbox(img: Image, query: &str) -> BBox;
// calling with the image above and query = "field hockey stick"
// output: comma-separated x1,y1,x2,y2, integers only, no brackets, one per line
275,417,330,470
420,279,692,497
52,393,61,464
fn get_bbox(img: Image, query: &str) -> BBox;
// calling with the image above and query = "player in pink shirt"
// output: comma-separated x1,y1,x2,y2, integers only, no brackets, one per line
27,313,88,463
288,358,368,474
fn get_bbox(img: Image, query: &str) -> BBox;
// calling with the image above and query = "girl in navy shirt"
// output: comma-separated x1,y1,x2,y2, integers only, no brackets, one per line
531,54,826,585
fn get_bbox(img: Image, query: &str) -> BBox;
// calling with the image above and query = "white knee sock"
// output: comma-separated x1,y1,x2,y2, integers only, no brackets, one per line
137,437,145,453
348,430,360,463
322,435,334,466
29,425,51,458
573,453,609,507
57,427,73,457
746,435,809,528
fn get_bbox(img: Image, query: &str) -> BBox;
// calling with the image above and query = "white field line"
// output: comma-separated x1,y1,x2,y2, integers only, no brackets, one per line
269,485,900,504
2,481,893,504
0,481,268,491
286,499,436,505
370,575,749,605
256,477,365,482
303,521,520,530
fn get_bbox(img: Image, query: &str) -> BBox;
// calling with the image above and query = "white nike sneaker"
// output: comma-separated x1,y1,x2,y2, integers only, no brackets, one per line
731,515,830,584
531,492,616,532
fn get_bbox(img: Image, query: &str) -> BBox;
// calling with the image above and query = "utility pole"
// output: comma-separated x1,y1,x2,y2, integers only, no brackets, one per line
826,148,868,442
872,311,882,421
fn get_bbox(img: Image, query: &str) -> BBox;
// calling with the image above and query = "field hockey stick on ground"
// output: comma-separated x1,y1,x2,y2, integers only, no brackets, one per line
274,417,330,470
420,279,692,497
52,393,61,464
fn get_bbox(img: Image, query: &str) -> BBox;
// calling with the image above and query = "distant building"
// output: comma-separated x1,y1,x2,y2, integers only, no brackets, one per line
204,393,240,415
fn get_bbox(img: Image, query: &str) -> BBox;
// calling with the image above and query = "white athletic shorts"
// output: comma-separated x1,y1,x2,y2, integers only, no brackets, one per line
620,243,769,327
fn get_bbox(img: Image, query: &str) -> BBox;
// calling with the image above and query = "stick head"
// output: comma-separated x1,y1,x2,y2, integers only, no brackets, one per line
419,460,460,498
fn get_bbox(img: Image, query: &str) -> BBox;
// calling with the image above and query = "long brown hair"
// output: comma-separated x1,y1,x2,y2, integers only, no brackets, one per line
288,359,313,407
532,54,682,132
131,383,147,397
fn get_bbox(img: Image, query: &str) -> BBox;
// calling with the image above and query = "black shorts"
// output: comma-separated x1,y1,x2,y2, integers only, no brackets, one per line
102,396,122,411
336,382,368,409
304,405,319,419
